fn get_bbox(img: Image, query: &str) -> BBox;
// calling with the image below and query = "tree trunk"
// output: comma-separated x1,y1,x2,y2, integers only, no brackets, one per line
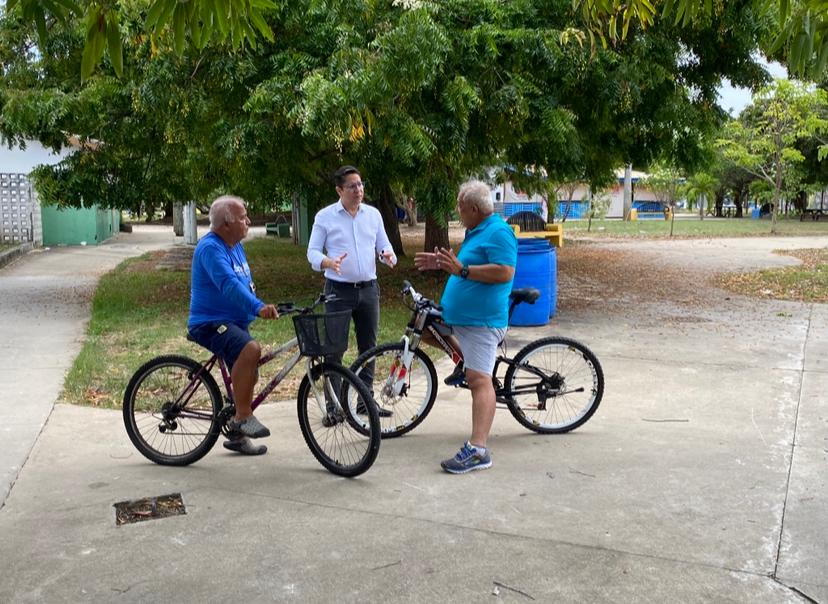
424,214,449,252
405,197,418,227
715,191,724,217
734,186,745,218
374,184,405,257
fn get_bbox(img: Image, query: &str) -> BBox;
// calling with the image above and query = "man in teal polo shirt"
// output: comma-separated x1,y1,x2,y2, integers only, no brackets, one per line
415,180,517,473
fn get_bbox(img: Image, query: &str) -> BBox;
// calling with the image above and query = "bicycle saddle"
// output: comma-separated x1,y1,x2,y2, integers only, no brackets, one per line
509,288,540,305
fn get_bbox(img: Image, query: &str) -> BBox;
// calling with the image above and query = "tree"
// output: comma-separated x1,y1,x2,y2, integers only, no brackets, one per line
573,0,828,79
644,164,683,236
716,79,828,232
682,172,718,220
1,0,778,254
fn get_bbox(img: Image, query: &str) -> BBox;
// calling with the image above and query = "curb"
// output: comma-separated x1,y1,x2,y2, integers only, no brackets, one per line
0,243,32,270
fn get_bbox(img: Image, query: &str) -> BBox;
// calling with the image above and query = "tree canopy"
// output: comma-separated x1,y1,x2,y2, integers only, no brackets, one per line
1,0,780,251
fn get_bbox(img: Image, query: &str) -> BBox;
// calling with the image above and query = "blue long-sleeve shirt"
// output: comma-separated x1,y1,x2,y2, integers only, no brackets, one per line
188,232,264,329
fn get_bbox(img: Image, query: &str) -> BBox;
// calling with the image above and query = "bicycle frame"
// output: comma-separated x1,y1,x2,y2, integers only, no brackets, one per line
186,336,332,420
391,286,559,405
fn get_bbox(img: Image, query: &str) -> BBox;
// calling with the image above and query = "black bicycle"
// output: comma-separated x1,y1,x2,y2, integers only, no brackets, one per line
350,281,604,438
123,293,381,477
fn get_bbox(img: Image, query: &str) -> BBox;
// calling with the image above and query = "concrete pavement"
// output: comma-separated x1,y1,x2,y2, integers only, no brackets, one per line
0,232,826,602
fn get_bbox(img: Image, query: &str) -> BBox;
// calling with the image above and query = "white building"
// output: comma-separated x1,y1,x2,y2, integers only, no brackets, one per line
488,168,666,220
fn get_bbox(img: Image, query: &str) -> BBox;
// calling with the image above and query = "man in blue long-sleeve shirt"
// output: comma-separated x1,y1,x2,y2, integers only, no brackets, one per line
188,195,278,455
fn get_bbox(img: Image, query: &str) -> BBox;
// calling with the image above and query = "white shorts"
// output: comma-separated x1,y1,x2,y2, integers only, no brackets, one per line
452,325,507,376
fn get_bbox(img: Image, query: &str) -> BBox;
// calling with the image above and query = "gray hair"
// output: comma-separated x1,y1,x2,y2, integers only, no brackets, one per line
209,195,245,230
458,180,494,214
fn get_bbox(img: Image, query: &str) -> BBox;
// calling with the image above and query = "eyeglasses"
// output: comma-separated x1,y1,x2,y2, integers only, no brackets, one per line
342,181,366,192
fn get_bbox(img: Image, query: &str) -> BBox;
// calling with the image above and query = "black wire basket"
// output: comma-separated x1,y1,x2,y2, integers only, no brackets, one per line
292,310,351,357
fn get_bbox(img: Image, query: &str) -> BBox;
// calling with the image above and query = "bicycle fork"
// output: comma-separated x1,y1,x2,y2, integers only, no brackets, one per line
385,334,417,396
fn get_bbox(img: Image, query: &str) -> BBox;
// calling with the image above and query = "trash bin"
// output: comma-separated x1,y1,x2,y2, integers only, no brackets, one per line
629,208,638,221
549,246,558,318
511,240,552,326
751,207,761,220
277,223,290,238
664,207,673,221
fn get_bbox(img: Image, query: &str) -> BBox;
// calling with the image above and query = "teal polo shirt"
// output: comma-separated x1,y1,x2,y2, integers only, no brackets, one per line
441,214,517,328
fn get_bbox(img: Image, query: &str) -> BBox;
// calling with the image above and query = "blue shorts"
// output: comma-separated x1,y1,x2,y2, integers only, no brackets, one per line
188,321,253,371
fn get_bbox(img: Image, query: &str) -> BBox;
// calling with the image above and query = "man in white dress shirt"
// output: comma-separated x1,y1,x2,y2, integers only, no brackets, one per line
307,165,397,405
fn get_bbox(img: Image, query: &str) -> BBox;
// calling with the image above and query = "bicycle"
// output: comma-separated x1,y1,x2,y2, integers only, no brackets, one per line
350,281,604,438
123,293,381,477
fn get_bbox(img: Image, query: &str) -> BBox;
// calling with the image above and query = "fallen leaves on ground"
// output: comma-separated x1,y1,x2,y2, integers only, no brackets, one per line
716,248,828,303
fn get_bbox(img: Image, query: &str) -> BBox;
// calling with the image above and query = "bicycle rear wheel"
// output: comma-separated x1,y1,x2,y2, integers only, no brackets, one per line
503,337,604,434
350,342,438,438
123,355,222,465
297,362,381,477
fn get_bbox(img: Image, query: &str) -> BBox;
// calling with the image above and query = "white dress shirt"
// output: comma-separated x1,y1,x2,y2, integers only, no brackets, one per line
307,200,396,283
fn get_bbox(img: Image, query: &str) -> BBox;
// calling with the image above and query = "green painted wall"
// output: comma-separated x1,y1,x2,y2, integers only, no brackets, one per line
41,205,121,246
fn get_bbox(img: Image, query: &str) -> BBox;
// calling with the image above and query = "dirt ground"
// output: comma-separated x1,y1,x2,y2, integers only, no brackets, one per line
398,223,731,325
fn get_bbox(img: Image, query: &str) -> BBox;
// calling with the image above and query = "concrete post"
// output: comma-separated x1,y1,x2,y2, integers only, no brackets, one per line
623,164,632,221
183,201,198,245
173,202,183,236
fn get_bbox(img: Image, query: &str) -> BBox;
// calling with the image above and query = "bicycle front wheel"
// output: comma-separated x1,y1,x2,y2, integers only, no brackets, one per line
503,337,604,434
297,362,381,477
123,355,223,465
350,342,438,438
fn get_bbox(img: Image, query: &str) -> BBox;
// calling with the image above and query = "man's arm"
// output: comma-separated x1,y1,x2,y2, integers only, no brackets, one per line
307,216,328,272
374,211,397,267
307,212,348,274
200,244,265,316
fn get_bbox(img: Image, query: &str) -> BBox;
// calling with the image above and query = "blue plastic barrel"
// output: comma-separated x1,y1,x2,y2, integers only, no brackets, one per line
751,207,761,219
510,240,552,326
549,246,558,318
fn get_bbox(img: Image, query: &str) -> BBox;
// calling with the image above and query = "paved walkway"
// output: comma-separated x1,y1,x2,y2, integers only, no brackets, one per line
0,231,826,602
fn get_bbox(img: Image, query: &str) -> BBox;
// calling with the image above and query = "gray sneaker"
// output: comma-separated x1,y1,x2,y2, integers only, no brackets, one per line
227,415,271,439
223,436,267,455
440,441,492,474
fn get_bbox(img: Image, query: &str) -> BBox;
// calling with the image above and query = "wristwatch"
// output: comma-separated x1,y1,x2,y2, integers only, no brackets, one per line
459,264,470,279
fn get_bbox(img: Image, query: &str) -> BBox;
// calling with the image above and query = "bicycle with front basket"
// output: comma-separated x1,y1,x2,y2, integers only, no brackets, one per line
123,293,381,477
350,281,604,438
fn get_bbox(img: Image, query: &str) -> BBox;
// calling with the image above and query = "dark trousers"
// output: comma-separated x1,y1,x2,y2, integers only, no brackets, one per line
324,279,380,390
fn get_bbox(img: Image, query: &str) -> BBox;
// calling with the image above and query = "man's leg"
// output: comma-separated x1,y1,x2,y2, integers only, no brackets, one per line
323,280,357,367
352,282,393,416
231,340,261,420
466,368,496,449
352,282,380,387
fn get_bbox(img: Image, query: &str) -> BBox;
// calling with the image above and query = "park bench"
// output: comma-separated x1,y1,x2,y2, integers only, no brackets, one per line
800,208,826,221
506,211,564,247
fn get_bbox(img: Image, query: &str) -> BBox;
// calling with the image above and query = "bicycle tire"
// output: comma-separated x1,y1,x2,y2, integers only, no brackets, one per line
503,337,604,434
123,355,223,465
350,342,438,438
297,362,381,477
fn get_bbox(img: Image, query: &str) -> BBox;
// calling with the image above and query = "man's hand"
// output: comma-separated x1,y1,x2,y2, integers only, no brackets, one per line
322,252,348,275
414,250,438,271
258,304,279,319
379,249,397,268
436,247,463,276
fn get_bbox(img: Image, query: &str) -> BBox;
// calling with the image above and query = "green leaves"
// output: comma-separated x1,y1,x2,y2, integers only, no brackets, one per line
7,0,278,79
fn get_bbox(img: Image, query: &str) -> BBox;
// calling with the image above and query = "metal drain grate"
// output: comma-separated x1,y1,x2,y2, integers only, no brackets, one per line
113,493,186,526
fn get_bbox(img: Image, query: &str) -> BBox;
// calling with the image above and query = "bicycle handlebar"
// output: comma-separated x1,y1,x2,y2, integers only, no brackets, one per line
276,293,339,316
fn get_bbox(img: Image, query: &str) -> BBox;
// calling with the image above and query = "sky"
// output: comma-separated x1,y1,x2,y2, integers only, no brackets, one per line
716,58,789,116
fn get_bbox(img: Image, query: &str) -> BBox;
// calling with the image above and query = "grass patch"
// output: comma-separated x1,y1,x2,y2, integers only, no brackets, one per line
63,237,447,408
717,248,828,302
564,216,828,238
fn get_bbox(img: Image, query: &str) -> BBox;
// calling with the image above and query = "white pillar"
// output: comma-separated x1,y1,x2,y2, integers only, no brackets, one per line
183,201,198,245
623,164,632,221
